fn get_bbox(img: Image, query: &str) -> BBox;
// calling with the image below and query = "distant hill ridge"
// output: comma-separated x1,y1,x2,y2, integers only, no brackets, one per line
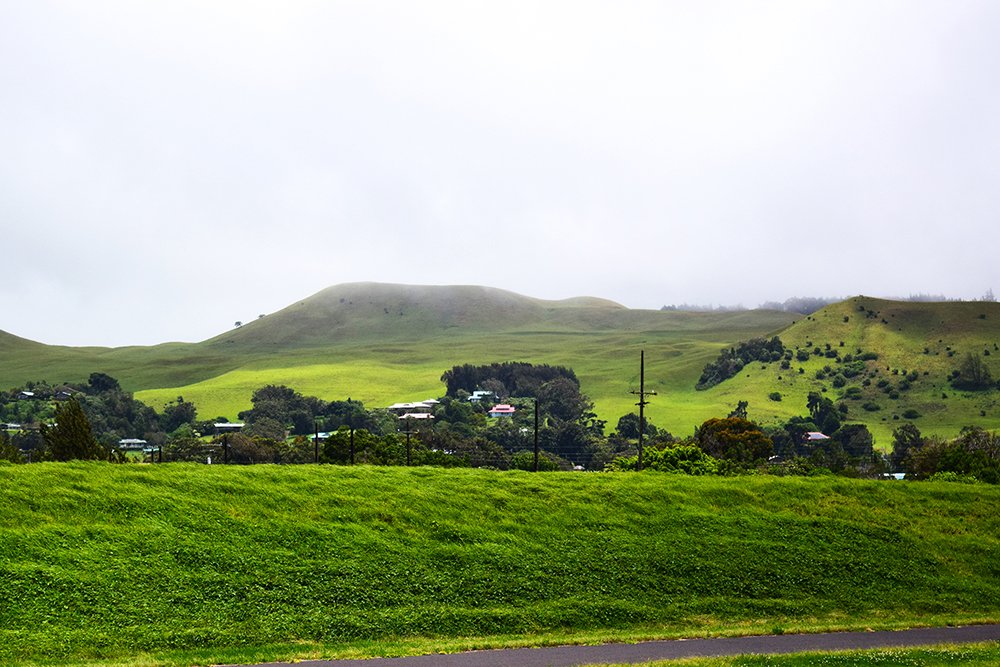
2,284,998,441
205,282,630,349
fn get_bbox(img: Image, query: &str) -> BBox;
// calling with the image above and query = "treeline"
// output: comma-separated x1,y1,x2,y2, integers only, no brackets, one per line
696,336,785,390
663,292,996,315
663,297,840,314
0,374,202,457
441,362,578,398
2,366,998,484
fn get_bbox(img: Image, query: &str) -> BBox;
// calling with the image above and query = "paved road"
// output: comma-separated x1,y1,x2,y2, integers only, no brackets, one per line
233,624,1000,667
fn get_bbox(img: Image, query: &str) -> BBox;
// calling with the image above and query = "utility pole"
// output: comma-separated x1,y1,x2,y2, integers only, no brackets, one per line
314,422,319,463
533,398,540,472
630,350,656,471
349,426,355,465
401,417,416,466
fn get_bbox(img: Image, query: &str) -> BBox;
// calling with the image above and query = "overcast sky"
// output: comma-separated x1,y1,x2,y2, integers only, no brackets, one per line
2,1,998,347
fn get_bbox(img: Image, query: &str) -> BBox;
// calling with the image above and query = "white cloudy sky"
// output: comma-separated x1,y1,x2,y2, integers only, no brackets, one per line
2,1,998,346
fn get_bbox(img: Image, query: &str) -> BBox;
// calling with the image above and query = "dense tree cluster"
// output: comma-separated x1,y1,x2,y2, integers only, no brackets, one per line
950,353,996,391
894,425,1000,483
696,337,786,390
0,374,200,459
441,362,578,398
3,365,998,485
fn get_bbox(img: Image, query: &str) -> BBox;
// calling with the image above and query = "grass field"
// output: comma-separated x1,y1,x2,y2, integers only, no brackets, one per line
1,463,998,666
598,642,1000,666
3,284,999,443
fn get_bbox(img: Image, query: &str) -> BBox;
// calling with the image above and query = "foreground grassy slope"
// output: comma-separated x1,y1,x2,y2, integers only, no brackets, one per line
1,463,998,665
608,644,1000,667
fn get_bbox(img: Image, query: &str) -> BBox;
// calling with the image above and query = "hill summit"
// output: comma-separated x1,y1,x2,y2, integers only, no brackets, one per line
206,282,628,349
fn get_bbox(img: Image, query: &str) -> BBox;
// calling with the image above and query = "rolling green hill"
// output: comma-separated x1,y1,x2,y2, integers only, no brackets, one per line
1,463,998,665
691,297,1000,443
2,284,999,441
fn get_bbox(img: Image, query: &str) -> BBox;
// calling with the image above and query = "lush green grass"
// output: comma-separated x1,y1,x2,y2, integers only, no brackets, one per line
1,463,998,665
595,642,1000,666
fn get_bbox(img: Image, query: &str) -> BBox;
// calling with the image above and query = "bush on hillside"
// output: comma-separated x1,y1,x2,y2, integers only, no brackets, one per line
607,443,719,474
695,337,785,390
950,353,995,391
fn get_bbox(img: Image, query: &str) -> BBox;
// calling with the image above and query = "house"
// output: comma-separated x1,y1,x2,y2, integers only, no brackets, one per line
387,401,435,415
804,431,830,442
214,422,245,433
118,438,148,450
468,390,494,403
18,391,35,400
488,404,516,418
398,412,435,421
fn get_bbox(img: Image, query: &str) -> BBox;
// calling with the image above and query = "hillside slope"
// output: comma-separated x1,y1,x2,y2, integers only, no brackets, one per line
694,297,1000,442
204,282,629,351
2,283,797,430
4,286,999,440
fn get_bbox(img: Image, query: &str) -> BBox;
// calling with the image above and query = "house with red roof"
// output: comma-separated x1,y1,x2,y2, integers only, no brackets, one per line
488,404,516,418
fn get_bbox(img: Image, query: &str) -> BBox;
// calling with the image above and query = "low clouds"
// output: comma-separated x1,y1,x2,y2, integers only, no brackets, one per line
2,1,998,345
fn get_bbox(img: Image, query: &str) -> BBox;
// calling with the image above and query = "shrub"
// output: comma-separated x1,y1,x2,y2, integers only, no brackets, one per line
768,392,782,402
695,337,786,390
862,402,881,412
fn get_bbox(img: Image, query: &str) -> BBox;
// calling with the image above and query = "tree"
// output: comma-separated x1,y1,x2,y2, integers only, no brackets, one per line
41,398,105,461
891,423,923,471
615,412,658,439
695,417,773,465
240,384,319,436
537,377,593,423
510,449,560,471
87,372,121,395
160,396,197,433
609,444,719,475
951,353,994,390
728,401,749,419
806,392,841,434
832,423,874,459
0,430,24,463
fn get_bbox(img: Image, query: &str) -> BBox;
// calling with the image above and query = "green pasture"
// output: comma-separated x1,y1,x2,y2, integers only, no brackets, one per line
5,286,1000,443
598,643,1000,666
1,463,998,666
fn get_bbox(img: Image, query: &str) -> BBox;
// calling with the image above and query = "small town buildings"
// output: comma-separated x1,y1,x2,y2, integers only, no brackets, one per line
468,390,494,403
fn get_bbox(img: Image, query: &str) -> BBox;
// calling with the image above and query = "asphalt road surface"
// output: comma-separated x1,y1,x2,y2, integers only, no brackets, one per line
233,624,1000,667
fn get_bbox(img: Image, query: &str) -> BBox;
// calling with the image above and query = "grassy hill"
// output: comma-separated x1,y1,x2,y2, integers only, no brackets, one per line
1,463,997,666
2,284,999,441
0,283,797,431
691,297,1000,443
